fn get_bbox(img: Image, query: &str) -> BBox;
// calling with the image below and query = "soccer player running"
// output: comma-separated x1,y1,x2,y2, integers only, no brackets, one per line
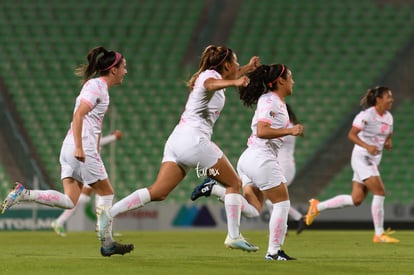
51,130,123,237
194,64,303,260
305,86,399,243
97,45,261,252
191,103,307,235
1,47,134,256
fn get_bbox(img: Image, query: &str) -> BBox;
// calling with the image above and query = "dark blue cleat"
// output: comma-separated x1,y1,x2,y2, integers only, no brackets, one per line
265,250,296,261
101,242,134,257
191,178,217,201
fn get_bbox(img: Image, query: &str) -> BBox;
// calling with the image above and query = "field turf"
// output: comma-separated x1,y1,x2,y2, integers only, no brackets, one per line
1,230,413,275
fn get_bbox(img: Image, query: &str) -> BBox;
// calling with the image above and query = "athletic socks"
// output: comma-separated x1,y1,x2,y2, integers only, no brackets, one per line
26,190,75,209
212,184,259,218
109,188,151,218
267,200,290,255
96,194,114,246
266,199,302,221
224,193,242,239
372,195,385,236
317,194,354,212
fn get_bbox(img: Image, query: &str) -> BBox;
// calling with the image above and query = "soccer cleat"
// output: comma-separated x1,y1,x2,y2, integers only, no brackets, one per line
96,207,113,241
305,199,320,226
265,250,296,261
190,177,217,201
224,235,259,252
373,229,400,243
296,216,307,235
101,242,134,257
51,220,67,237
1,182,26,214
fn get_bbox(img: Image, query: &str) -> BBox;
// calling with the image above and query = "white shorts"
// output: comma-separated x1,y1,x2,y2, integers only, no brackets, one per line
351,146,381,183
237,146,286,191
162,128,223,174
59,143,108,185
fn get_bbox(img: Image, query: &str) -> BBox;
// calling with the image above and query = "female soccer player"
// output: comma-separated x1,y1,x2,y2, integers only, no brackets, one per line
51,130,123,237
191,104,306,234
193,64,303,260
237,64,303,260
98,45,261,252
1,47,134,256
305,86,398,243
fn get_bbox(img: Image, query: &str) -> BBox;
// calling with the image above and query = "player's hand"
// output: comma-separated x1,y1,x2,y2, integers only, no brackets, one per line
235,76,250,87
74,148,86,162
384,140,392,150
113,130,122,140
366,145,380,155
291,124,304,136
247,56,261,71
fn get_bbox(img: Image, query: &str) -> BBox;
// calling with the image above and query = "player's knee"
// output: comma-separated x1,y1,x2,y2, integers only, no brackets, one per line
353,198,363,206
151,192,169,201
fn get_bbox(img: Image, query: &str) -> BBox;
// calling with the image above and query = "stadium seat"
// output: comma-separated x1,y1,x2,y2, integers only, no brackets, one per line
1,0,414,204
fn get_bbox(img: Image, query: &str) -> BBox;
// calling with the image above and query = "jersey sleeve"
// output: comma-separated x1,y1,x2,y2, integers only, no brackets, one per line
257,96,278,125
79,81,102,109
352,110,366,130
195,70,221,90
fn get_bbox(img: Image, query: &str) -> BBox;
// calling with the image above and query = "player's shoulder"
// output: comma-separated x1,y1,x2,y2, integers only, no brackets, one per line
82,78,107,93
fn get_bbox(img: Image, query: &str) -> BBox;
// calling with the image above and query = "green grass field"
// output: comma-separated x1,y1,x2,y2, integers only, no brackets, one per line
1,230,413,275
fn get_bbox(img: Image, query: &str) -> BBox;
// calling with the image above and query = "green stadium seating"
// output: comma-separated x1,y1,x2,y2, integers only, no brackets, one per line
1,0,414,204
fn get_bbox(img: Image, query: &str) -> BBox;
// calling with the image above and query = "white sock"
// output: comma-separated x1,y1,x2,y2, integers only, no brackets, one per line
266,199,302,221
240,196,260,218
288,206,303,221
26,190,74,209
268,200,290,255
224,193,242,239
212,185,259,218
96,195,114,246
265,199,273,212
211,184,225,201
55,193,91,226
109,188,151,218
317,195,354,212
372,195,385,236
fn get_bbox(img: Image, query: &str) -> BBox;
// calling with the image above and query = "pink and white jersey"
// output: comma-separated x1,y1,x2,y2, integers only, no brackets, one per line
352,106,393,151
63,77,110,148
247,92,289,154
177,70,225,138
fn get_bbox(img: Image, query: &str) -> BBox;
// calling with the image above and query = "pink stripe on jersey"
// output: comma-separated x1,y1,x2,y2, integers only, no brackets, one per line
258,118,273,125
81,98,94,109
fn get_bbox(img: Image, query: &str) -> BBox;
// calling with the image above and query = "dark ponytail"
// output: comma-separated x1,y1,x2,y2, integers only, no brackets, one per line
75,46,123,85
238,64,288,108
360,86,390,109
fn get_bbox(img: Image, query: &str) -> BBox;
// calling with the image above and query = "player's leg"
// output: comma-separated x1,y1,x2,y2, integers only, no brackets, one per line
209,155,258,252
109,161,185,219
365,176,399,243
51,185,93,237
191,179,260,218
263,183,295,260
305,182,364,226
92,178,134,256
1,178,81,214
